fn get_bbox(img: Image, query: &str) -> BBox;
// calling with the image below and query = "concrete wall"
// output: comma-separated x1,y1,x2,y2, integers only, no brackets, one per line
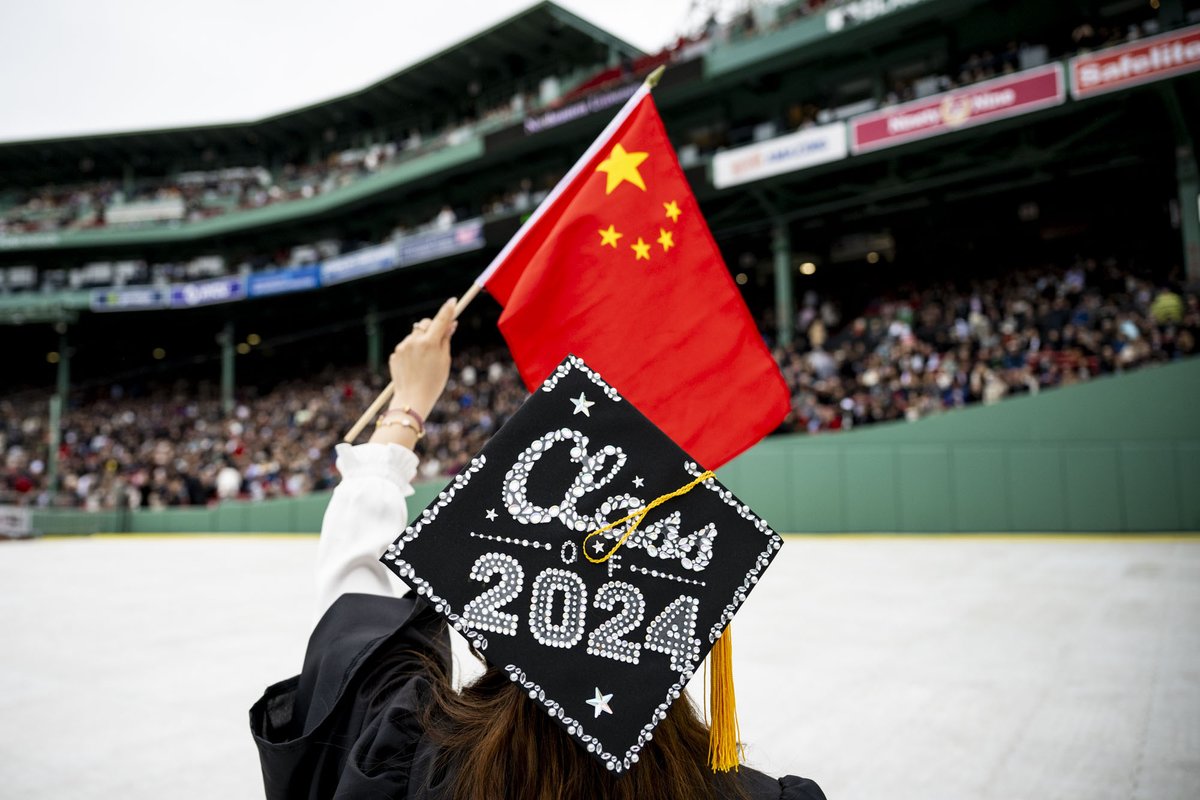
32,358,1200,535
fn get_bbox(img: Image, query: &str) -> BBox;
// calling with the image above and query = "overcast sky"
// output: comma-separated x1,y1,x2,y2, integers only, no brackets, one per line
0,0,704,143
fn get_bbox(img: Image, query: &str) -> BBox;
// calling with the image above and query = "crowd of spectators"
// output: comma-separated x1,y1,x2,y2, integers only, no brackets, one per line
2,167,563,294
676,7,1172,158
774,259,1197,432
0,347,527,510
0,125,508,239
1,1,1183,258
881,15,1166,108
0,18,692,241
5,18,751,245
14,0,1154,241
2,258,1195,509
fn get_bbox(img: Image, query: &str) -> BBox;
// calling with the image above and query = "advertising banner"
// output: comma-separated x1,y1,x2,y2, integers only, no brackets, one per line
0,506,33,538
712,124,847,188
319,242,400,286
523,83,639,135
90,285,168,312
1070,24,1200,99
169,276,245,308
247,264,321,298
0,232,62,250
399,219,485,266
850,63,1065,154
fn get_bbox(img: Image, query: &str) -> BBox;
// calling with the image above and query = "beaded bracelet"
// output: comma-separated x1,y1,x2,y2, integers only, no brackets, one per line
375,415,425,439
381,407,429,431
377,405,427,436
376,407,429,431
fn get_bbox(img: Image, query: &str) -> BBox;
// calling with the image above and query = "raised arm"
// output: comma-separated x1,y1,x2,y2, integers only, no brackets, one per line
314,298,457,617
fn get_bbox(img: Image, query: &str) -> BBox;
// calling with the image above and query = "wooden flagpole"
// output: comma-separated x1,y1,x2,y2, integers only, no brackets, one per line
342,65,666,444
342,285,482,442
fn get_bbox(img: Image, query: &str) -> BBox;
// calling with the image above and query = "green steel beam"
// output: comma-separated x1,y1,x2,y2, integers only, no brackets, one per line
220,321,235,416
46,327,69,492
366,305,382,374
772,221,794,348
1179,148,1200,282
1159,83,1200,281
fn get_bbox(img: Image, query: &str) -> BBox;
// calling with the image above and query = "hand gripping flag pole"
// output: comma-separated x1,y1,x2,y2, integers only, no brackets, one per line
342,67,665,445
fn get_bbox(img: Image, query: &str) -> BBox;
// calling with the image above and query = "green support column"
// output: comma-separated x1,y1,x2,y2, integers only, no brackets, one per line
47,395,62,493
55,327,70,409
772,221,794,348
366,306,382,374
1178,145,1200,283
46,326,69,492
220,321,235,416
1161,84,1199,282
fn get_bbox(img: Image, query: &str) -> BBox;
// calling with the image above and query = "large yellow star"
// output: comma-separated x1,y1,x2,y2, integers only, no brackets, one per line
631,237,651,261
598,224,623,248
657,228,675,252
663,200,682,222
595,143,648,195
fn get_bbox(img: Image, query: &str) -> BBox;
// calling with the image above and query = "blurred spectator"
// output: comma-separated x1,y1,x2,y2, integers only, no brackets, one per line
216,460,242,500
1151,286,1184,325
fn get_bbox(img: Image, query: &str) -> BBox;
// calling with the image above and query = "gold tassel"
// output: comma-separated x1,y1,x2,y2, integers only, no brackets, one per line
706,624,742,772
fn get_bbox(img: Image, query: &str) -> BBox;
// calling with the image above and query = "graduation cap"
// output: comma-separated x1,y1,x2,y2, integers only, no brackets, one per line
381,355,783,774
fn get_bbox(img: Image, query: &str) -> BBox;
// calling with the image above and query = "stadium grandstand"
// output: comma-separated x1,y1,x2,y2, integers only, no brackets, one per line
5,4,1200,800
1,0,1198,524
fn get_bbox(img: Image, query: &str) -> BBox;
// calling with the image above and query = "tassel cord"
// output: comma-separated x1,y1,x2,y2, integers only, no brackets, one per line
582,470,716,563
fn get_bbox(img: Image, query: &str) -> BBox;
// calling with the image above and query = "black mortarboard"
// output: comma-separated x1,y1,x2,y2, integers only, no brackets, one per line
382,355,783,774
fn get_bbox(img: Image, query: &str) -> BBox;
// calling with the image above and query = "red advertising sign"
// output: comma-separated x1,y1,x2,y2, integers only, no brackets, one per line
1070,24,1200,99
850,63,1065,154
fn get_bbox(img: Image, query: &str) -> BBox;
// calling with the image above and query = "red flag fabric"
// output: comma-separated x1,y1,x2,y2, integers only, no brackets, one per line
481,92,789,469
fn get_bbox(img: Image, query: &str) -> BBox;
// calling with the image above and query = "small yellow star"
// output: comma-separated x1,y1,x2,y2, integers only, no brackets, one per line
595,143,649,195
598,225,623,248
663,200,682,223
631,238,651,261
657,228,674,252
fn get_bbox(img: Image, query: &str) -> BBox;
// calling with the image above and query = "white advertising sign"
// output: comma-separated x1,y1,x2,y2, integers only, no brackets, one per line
0,506,33,538
712,124,847,189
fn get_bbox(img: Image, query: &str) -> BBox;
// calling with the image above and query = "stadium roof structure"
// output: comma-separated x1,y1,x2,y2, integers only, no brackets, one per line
0,1,643,184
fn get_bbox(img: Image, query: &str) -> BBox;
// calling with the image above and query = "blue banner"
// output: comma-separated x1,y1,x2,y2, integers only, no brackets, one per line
169,276,245,308
82,218,485,313
247,264,321,298
523,83,638,135
399,220,485,266
90,285,168,312
320,242,400,286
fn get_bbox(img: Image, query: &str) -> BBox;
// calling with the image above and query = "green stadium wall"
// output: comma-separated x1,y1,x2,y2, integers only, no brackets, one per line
718,358,1200,532
32,358,1200,536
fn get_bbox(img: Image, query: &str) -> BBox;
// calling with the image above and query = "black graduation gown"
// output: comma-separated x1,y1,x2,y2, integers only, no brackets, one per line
250,593,826,800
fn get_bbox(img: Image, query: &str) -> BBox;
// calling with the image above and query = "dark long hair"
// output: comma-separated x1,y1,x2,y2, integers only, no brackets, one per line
416,655,746,800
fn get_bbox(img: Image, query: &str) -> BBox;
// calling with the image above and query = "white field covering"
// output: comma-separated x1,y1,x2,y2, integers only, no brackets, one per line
1,534,1196,800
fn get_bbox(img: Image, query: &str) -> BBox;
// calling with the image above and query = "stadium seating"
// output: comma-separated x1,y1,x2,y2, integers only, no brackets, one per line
3,261,1193,509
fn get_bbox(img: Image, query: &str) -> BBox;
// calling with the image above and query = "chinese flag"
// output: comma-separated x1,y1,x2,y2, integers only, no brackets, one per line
481,92,788,469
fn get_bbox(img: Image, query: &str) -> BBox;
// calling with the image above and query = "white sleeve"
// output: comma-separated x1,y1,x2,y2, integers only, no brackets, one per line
314,441,418,618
